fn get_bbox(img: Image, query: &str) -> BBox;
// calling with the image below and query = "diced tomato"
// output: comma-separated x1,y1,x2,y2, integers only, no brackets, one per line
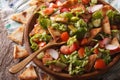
60,45,71,54
94,59,107,70
93,48,99,54
43,8,54,15
78,47,85,58
61,32,69,42
69,43,79,53
80,38,88,45
60,8,69,13
82,0,90,5
38,42,46,47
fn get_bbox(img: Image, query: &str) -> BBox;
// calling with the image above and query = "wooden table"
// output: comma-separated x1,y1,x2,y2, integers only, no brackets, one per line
0,16,43,80
0,11,120,80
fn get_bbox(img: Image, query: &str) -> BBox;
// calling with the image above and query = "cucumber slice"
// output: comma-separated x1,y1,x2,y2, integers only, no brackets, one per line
92,19,101,27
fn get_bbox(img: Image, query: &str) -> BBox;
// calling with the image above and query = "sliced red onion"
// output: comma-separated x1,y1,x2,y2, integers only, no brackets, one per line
102,38,111,45
46,49,59,59
105,44,119,50
87,4,103,13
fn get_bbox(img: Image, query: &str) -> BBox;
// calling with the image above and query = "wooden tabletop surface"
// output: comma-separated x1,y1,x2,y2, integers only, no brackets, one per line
0,17,43,80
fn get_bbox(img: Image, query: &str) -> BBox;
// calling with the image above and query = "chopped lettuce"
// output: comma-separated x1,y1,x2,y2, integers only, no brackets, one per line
62,12,73,20
75,19,87,28
90,0,98,5
98,48,111,64
60,54,69,63
71,19,88,39
30,32,51,51
85,47,92,56
30,41,39,51
71,16,79,22
92,10,103,20
68,51,88,75
45,60,67,69
92,11,103,27
91,0,97,4
38,13,51,29
67,36,77,46
39,17,51,29
107,10,120,24
31,32,51,42
52,23,67,31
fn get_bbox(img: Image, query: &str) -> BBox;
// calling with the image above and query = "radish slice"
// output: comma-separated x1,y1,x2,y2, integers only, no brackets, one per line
46,49,59,59
105,44,119,50
87,4,103,13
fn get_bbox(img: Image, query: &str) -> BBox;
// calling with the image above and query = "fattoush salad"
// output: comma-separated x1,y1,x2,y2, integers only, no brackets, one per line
29,0,120,75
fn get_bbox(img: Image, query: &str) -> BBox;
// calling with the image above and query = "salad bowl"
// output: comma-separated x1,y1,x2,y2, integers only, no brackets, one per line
24,0,120,79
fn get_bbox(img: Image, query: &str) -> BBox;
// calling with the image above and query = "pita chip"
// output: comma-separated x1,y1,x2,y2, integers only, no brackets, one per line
48,27,61,41
11,6,37,24
29,0,44,6
19,66,38,80
8,26,24,45
13,45,29,59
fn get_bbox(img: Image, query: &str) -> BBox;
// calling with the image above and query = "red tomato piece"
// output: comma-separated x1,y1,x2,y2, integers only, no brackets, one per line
43,8,54,15
60,45,71,54
80,38,88,45
82,0,90,5
93,48,99,54
69,43,79,53
60,8,69,13
78,47,85,58
61,32,69,42
94,59,107,70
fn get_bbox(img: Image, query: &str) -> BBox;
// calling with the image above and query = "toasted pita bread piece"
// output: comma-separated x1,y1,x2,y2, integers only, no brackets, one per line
29,0,44,6
8,26,24,45
88,27,102,43
11,6,37,24
19,66,38,80
13,45,29,59
48,27,61,41
102,16,111,34
29,23,48,37
111,37,120,46
62,0,78,8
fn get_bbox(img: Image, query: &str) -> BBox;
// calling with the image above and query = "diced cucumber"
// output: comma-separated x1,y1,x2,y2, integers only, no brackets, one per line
55,61,67,69
92,19,101,27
